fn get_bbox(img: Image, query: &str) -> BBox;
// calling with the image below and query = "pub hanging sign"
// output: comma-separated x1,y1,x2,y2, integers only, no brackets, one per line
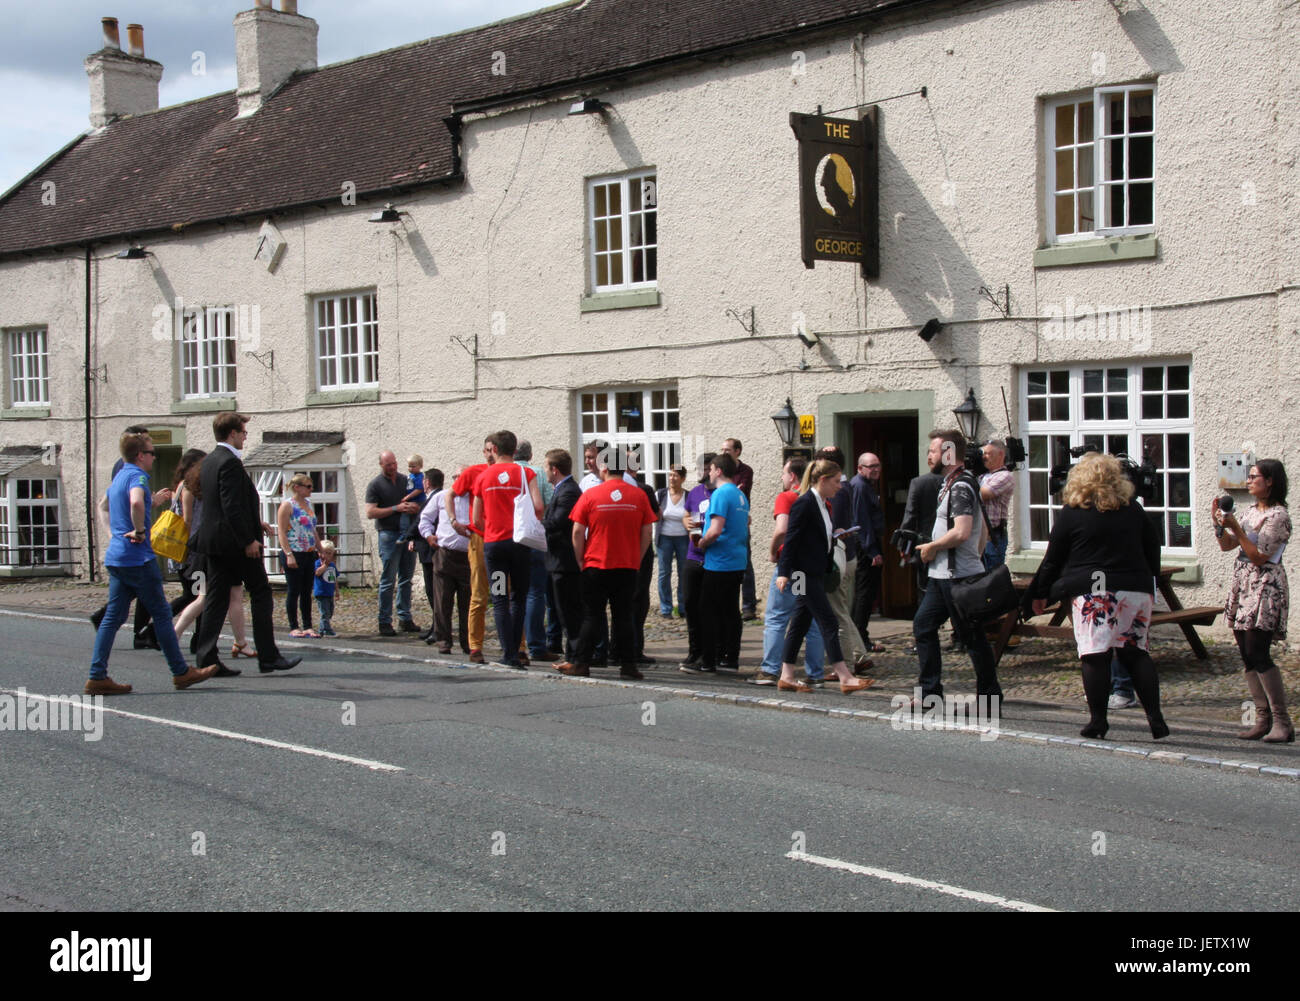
790,107,879,278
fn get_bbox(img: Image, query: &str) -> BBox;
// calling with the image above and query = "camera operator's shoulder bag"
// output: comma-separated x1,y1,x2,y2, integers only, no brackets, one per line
947,473,1019,630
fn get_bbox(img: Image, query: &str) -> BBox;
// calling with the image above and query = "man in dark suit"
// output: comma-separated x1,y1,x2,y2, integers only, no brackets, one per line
850,452,887,652
542,448,583,662
192,412,301,675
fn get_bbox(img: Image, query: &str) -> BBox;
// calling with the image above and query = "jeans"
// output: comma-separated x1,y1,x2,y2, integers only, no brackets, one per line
913,576,1002,699
525,549,549,655
377,529,414,626
983,527,1008,572
657,534,688,615
90,561,188,678
760,567,824,678
1110,650,1134,697
484,539,530,665
316,595,335,634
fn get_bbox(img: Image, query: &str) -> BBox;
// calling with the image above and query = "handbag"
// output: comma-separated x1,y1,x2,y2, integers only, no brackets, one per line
152,508,189,563
512,467,547,552
950,563,1019,630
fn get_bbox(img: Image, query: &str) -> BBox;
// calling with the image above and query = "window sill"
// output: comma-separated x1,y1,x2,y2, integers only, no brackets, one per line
580,289,661,313
1034,234,1158,269
0,565,71,578
1006,549,1201,583
307,387,380,407
171,397,236,414
1,407,50,420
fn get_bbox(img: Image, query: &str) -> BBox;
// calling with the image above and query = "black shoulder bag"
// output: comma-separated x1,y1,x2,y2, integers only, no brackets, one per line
947,474,1020,630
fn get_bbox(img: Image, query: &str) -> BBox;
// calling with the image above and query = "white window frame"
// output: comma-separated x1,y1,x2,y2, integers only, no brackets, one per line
254,465,350,577
587,170,658,293
1045,83,1155,244
314,291,378,391
1019,361,1194,554
577,386,680,490
179,307,237,399
0,474,63,568
5,326,50,408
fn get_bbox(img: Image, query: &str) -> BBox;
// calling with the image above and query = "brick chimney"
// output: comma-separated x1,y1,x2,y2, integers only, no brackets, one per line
84,18,163,128
234,1,318,118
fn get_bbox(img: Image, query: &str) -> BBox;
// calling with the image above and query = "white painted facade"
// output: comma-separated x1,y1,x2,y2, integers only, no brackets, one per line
0,0,1295,635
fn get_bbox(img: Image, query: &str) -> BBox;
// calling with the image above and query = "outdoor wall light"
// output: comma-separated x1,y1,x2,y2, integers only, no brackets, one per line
115,245,148,259
368,203,403,223
771,397,800,447
568,97,607,115
952,388,983,442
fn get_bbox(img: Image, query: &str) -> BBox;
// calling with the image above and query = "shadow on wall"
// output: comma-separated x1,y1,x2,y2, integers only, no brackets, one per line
1117,4,1183,75
876,136,982,337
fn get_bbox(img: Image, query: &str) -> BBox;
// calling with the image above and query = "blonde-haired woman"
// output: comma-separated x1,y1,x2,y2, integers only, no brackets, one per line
277,473,323,637
1027,452,1166,740
774,458,873,695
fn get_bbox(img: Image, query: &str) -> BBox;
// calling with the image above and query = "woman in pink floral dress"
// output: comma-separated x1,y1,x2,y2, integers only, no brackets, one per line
1027,453,1167,741
1214,459,1292,743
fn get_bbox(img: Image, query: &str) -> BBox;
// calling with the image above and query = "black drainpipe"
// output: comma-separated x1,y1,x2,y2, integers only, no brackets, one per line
84,244,95,582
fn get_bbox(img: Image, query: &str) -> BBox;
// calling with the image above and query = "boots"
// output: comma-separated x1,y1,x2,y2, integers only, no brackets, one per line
1258,668,1295,743
1238,670,1272,740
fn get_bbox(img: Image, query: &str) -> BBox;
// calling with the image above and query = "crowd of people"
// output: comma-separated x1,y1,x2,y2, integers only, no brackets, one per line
83,412,1293,749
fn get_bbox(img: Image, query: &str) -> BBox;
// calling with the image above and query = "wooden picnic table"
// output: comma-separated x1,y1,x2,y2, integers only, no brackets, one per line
990,566,1221,666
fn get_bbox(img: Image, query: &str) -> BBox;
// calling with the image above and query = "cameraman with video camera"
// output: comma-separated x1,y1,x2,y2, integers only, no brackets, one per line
978,440,1015,571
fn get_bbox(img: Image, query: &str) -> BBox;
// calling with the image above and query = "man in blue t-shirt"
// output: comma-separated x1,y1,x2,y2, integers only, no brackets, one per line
687,452,750,672
86,431,216,695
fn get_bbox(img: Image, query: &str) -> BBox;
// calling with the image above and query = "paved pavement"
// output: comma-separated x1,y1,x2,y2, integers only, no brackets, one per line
2,610,1298,911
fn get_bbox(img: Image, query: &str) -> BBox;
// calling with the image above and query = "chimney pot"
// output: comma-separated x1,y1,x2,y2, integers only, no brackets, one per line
125,23,144,57
281,0,298,13
255,0,272,7
101,17,121,50
234,3,318,117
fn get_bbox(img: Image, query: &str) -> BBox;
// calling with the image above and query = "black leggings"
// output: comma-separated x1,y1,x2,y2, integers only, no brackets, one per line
283,550,316,629
1234,629,1277,672
1080,646,1162,721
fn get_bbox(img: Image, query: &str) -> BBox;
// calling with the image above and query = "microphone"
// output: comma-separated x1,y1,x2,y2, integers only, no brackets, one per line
1216,494,1234,538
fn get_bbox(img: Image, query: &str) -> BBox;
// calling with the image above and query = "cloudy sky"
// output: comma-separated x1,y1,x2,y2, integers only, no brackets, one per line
0,0,548,195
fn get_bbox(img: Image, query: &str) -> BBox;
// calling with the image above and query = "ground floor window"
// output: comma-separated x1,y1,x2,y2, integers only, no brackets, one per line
578,386,680,489
253,466,350,576
0,476,62,567
1021,361,1193,552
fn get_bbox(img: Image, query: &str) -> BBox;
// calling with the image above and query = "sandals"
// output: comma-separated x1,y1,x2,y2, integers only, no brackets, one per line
304,630,321,639
231,641,258,658
289,629,306,638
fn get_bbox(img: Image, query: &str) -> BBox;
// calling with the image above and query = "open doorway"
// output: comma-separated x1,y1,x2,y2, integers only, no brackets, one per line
850,413,919,618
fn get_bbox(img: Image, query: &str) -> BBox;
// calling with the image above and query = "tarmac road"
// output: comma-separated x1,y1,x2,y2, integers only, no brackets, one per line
1,611,1297,911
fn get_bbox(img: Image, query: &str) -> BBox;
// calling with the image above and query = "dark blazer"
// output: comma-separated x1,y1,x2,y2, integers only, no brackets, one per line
900,471,942,539
777,489,834,582
828,476,859,562
850,474,886,559
542,476,581,574
194,444,262,559
1027,502,1161,605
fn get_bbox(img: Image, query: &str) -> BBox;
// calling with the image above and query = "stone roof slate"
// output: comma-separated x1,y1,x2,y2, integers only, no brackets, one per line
0,0,943,257
243,431,343,468
0,446,50,476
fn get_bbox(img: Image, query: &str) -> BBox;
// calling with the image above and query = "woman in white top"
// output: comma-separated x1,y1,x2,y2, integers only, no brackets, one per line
656,465,690,617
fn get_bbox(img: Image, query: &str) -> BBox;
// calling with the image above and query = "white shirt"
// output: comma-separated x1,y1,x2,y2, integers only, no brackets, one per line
432,489,471,553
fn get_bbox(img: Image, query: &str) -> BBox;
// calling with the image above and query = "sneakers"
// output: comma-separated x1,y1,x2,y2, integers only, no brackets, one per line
679,663,716,674
748,672,779,686
85,677,131,696
1107,692,1139,710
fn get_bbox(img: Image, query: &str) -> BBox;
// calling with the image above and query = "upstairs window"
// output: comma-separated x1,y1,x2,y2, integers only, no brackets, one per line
5,327,49,408
588,171,658,292
1046,85,1154,243
315,291,378,391
180,307,237,399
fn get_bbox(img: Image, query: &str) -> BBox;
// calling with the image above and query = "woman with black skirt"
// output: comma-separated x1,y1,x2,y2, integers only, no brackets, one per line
775,459,873,695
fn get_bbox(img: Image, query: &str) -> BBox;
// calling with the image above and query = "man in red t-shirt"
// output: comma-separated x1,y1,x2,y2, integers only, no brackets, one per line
446,438,494,662
555,452,656,680
471,430,544,669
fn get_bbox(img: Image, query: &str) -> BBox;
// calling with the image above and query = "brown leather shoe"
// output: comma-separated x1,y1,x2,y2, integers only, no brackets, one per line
469,650,485,664
777,678,813,694
553,661,590,677
85,677,131,696
620,666,645,680
840,678,875,695
173,664,218,690
531,650,562,662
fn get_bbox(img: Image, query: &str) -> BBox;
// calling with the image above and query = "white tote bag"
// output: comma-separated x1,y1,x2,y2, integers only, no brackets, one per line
513,467,547,551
